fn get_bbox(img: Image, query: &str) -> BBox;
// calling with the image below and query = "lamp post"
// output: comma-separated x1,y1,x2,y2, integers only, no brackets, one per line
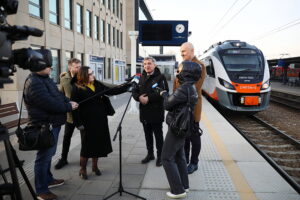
128,31,139,113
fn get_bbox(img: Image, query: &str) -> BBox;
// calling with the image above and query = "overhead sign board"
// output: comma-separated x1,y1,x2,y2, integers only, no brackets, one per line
138,20,188,46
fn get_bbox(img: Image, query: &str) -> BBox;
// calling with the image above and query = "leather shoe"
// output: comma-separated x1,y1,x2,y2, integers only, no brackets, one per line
141,154,155,164
55,159,68,170
187,164,198,174
156,157,162,167
92,167,102,176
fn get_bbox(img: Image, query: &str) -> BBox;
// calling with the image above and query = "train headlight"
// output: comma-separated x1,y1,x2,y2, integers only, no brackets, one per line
218,78,235,90
261,80,270,90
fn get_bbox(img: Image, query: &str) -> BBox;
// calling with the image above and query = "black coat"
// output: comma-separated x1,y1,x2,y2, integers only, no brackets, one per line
24,73,72,127
132,68,169,123
71,80,129,157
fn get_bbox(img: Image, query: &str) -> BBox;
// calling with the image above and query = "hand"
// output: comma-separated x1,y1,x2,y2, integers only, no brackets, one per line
77,125,84,131
139,94,149,105
70,101,79,110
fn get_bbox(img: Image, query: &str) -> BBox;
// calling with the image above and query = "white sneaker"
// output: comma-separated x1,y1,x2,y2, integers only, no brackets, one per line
185,188,189,193
166,191,187,199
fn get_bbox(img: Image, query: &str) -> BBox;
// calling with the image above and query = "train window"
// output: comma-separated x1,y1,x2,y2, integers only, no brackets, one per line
220,53,263,72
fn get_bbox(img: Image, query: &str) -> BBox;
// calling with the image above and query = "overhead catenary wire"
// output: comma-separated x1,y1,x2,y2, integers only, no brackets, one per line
251,18,300,42
209,0,252,41
209,0,240,36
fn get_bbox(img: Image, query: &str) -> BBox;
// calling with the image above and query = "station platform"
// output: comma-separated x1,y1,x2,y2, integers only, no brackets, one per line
271,80,300,96
12,95,300,199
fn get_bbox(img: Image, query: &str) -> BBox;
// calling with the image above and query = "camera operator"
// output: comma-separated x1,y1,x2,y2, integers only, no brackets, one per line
23,49,78,200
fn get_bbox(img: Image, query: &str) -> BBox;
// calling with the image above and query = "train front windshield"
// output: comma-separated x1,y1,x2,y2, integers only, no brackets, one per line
220,49,264,72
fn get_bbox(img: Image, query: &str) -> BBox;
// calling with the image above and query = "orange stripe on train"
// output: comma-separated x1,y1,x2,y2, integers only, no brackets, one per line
232,82,262,93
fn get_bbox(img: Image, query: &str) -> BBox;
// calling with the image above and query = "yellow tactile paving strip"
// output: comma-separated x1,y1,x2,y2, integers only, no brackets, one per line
202,112,258,200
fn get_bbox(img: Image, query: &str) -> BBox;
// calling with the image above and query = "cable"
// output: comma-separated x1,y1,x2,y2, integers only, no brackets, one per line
209,0,240,35
210,0,252,40
251,18,300,42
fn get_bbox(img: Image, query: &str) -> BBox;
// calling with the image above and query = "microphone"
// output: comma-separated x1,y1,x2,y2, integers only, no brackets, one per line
132,74,141,85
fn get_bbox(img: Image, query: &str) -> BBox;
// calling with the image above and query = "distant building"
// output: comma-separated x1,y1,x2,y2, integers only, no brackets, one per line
0,0,152,104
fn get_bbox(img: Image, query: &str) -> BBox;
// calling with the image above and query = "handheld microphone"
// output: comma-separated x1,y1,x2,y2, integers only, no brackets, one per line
132,74,141,85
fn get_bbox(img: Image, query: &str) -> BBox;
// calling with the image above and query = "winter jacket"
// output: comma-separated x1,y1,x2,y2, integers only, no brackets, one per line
163,61,201,128
173,57,206,122
132,67,169,123
24,73,72,127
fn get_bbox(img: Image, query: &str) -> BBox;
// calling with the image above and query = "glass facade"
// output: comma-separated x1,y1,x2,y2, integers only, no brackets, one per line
65,51,73,71
29,0,42,18
107,23,111,45
64,0,72,29
94,15,99,40
86,10,92,37
50,49,60,83
101,20,105,42
49,0,59,24
76,4,83,33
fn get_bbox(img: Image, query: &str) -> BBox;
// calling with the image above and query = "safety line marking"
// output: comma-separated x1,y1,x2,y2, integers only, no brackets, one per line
202,112,258,200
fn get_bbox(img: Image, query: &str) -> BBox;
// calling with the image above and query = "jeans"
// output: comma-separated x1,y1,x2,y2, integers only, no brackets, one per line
184,133,201,165
35,126,60,194
162,129,189,194
142,122,164,157
61,122,76,160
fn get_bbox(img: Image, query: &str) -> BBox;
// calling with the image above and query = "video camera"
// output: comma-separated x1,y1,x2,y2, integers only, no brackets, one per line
0,0,50,88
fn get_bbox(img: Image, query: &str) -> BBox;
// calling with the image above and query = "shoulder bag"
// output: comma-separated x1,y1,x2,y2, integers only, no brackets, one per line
15,78,55,151
170,87,194,138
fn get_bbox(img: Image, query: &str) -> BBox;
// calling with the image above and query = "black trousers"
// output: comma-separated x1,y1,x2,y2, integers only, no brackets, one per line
61,122,76,160
142,122,164,157
184,123,201,165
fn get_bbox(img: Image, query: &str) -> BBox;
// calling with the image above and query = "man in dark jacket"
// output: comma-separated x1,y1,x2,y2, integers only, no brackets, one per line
55,58,81,169
24,49,78,200
132,57,169,166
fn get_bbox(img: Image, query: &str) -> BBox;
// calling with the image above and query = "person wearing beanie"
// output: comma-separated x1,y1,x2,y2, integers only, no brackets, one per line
160,61,202,199
23,49,78,200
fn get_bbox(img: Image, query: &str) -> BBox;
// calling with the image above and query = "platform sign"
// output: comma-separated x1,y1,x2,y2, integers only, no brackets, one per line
138,20,188,46
113,59,126,84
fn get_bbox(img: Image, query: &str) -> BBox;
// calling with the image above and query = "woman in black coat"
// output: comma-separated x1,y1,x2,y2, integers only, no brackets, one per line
71,66,129,179
159,61,201,199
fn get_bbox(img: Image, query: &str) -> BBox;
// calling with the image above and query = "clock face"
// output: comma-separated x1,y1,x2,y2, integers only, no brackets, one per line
176,24,185,33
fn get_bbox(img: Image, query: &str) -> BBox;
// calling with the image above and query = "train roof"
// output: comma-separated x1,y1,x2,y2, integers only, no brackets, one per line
203,40,258,54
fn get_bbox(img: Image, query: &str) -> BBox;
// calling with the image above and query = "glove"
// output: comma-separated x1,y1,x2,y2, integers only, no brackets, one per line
77,125,85,131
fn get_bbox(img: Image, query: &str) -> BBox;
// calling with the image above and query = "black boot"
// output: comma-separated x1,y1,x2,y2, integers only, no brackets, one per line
141,154,155,164
156,156,162,167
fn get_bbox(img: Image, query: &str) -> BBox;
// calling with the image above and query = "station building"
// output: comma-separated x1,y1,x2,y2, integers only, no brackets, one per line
0,0,154,104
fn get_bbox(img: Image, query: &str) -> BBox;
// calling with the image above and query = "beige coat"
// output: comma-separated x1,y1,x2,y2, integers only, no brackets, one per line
173,57,206,122
60,72,74,123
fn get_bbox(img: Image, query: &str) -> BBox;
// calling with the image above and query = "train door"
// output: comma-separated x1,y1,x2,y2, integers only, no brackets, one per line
203,57,216,96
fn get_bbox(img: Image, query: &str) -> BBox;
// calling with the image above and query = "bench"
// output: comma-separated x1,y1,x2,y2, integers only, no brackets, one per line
0,102,28,130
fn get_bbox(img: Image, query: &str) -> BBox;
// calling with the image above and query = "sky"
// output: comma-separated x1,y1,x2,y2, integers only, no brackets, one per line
142,0,300,62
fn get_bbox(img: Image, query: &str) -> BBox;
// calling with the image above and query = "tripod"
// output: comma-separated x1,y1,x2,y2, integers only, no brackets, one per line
0,124,37,200
103,93,146,200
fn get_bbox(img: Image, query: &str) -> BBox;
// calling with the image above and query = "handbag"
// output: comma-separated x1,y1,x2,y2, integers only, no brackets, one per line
102,95,115,116
15,78,55,151
170,88,194,138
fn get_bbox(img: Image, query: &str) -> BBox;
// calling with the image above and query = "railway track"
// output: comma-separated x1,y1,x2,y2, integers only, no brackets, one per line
224,113,300,193
270,90,300,110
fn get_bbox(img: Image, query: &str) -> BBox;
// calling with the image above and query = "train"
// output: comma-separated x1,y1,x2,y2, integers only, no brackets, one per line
200,40,271,113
